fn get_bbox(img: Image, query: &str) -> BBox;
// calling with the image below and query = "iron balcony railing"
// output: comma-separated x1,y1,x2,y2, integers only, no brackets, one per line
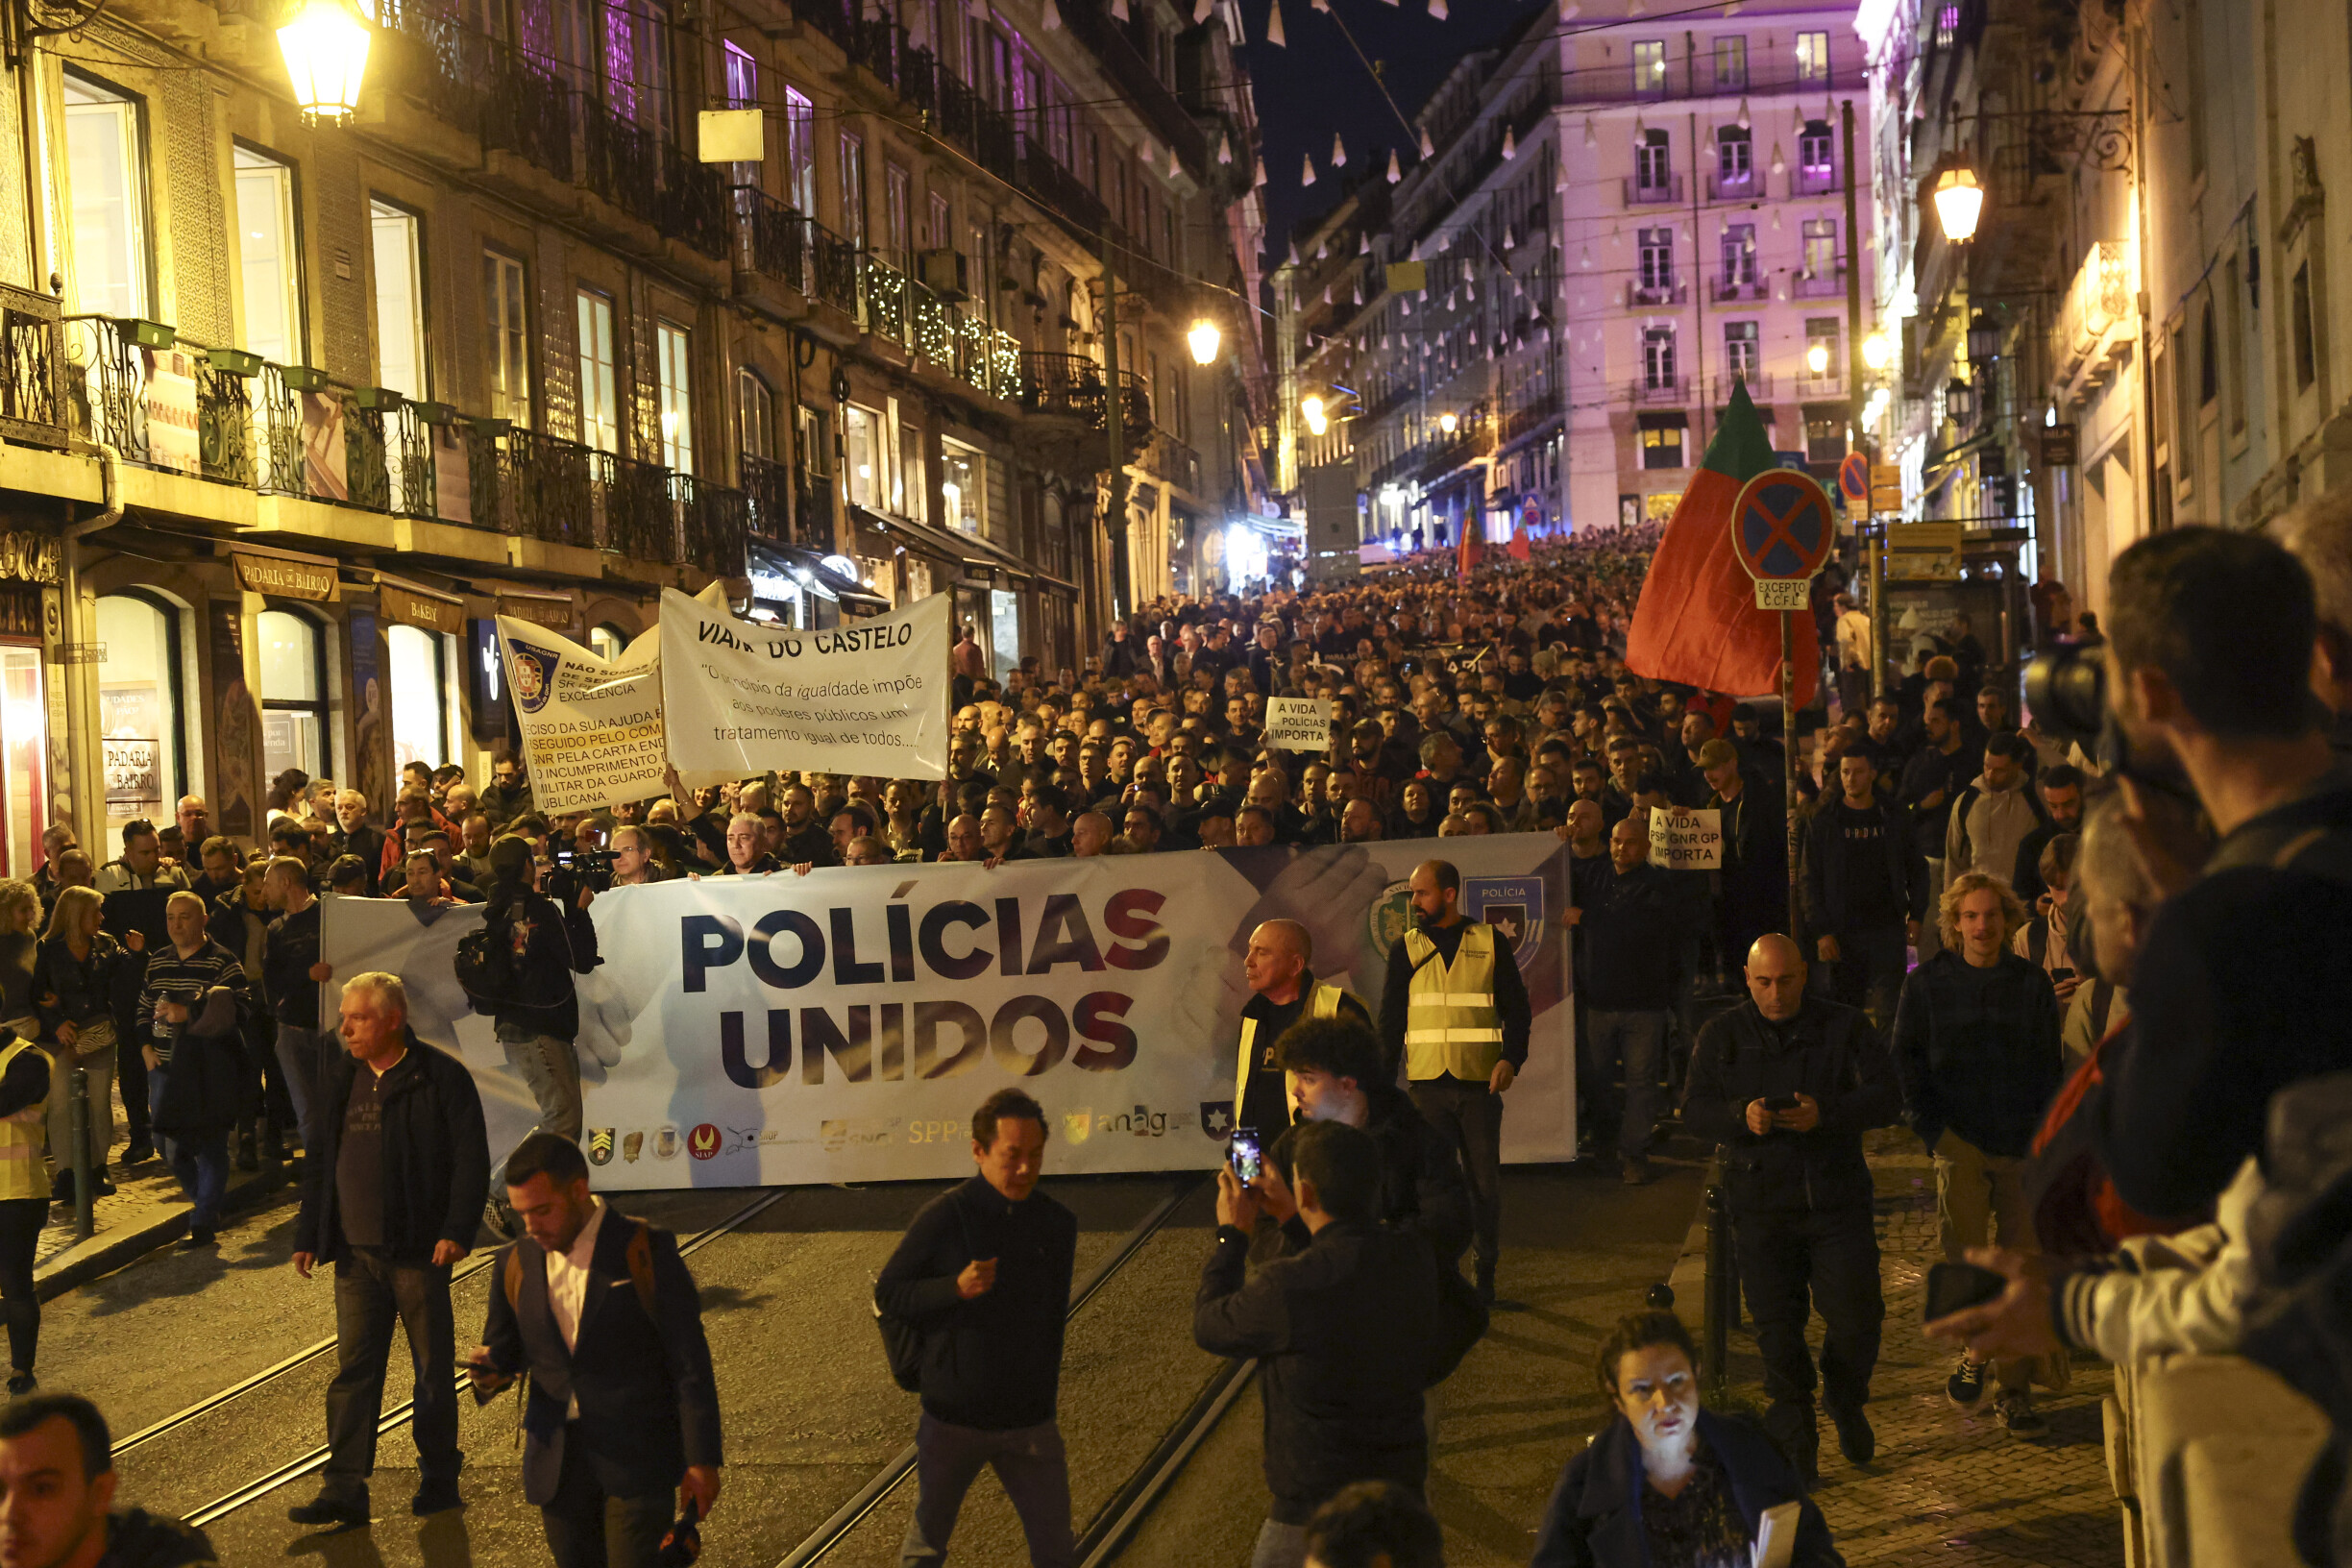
741,453,795,546
731,185,810,292
1793,267,1847,299
0,282,64,451
1016,352,1150,436
1624,174,1683,206
61,314,750,572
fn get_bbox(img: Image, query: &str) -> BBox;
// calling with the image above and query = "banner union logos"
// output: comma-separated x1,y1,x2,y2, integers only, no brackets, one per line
688,1123,723,1161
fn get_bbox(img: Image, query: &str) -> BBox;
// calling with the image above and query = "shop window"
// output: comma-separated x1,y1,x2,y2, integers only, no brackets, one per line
1639,421,1685,470
95,593,184,840
1,644,46,879
387,624,448,770
257,609,330,784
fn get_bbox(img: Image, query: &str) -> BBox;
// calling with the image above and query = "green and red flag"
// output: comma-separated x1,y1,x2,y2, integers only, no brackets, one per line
1625,380,1819,705
1458,513,1484,576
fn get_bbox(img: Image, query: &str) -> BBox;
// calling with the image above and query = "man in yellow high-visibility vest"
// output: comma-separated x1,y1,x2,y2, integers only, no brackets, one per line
1233,921,1369,1139
1380,860,1531,1307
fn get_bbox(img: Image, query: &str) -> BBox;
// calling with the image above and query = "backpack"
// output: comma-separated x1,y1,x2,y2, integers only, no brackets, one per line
503,1219,658,1319
456,895,579,1017
873,1196,972,1393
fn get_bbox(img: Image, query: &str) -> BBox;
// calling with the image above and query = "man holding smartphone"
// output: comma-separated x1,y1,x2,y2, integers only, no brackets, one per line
1683,934,1900,1482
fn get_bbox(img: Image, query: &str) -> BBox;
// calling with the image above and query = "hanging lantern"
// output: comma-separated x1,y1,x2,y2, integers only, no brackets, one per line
1933,165,1985,241
1968,311,2003,361
1945,377,1977,424
278,0,373,124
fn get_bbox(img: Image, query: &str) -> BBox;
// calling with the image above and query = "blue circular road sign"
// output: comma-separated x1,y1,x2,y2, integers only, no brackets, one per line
1731,469,1836,581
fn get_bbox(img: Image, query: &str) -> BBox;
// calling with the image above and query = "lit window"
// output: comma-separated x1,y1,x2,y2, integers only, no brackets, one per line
233,146,304,367
370,200,427,399
387,624,449,770
62,74,149,320
576,289,619,453
845,404,881,507
657,322,693,473
1797,30,1829,81
257,609,330,783
482,249,529,427
941,436,984,533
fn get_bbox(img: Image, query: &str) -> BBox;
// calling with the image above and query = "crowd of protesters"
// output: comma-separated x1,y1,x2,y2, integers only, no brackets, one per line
6,483,2352,1567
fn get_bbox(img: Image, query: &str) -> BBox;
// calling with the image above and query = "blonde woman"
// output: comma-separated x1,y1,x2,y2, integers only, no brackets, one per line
31,887,129,1202
0,879,37,1040
1889,869,2063,1437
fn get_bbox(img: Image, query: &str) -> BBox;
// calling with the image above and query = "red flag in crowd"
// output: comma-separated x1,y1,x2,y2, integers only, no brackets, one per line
1458,515,1484,576
1507,510,1532,562
1624,380,1819,706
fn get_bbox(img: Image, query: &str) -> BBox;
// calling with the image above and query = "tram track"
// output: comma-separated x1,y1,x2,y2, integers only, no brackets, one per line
171,1187,788,1529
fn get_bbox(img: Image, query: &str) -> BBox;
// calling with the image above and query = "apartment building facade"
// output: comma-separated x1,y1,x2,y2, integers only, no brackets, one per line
0,0,1263,870
1556,0,1873,532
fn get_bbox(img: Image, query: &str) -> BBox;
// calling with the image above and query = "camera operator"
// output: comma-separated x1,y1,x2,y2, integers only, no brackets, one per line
479,837,600,1213
2090,527,2352,1221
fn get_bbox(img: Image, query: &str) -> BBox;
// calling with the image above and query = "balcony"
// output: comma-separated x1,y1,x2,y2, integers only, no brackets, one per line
1792,161,1840,196
0,282,65,452
1631,281,1689,306
1793,267,1848,299
1630,377,1690,406
1017,352,1150,438
1706,169,1758,202
1795,367,1849,400
1623,175,1683,207
1139,429,1202,493
1499,390,1561,446
1562,57,1850,109
2053,238,2136,403
58,313,760,573
731,186,810,294
1711,274,1769,303
1712,370,1773,402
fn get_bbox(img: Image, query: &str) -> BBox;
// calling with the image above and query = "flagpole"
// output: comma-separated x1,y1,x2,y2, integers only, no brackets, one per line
1782,609,1800,938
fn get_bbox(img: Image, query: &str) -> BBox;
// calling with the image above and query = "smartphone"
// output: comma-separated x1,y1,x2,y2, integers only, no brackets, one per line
1763,1093,1800,1112
1227,1131,1262,1185
2048,967,2076,984
1923,1261,2008,1321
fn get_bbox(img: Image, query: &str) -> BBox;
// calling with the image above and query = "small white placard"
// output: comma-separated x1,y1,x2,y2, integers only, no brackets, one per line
1648,806,1724,870
1263,696,1331,751
1754,577,1811,611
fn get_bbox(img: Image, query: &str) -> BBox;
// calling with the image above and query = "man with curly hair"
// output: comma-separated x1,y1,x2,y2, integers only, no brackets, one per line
1890,870,2062,1436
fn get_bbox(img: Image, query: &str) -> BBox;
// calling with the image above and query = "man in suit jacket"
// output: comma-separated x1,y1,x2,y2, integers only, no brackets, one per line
468,1133,722,1568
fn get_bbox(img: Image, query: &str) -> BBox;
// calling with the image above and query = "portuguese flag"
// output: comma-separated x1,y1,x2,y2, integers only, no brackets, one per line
1625,380,1819,705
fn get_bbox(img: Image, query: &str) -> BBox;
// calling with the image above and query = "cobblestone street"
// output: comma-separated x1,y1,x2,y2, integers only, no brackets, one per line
1783,1132,2125,1566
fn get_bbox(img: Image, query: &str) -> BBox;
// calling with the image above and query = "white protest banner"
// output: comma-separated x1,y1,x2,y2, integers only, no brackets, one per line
321,834,1578,1187
1262,696,1331,752
660,586,951,783
1649,806,1724,870
498,618,666,816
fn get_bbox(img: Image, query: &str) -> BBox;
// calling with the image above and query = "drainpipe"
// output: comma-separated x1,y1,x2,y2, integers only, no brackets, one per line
57,440,121,846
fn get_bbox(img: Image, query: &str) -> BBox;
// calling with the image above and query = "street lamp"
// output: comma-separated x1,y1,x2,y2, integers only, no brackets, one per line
278,0,372,123
1302,395,1329,436
1862,331,1892,371
1931,165,1984,243
1188,318,1221,366
1967,311,2002,362
1945,377,1976,426
1437,409,1458,434
1805,342,1829,376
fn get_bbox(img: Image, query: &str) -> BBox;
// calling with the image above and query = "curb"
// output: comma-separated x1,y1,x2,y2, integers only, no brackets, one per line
34,1162,300,1303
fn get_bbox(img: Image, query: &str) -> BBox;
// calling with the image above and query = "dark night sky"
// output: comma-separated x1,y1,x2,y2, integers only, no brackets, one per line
1237,0,1553,257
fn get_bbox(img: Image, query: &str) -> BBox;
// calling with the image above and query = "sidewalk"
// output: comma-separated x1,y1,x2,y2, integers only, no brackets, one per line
33,1152,297,1302
1773,1129,2124,1566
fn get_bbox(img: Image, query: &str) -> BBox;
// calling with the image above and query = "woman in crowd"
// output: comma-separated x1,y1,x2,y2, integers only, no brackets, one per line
30,887,128,1203
1391,778,1442,840
1532,1311,1841,1567
0,881,37,1040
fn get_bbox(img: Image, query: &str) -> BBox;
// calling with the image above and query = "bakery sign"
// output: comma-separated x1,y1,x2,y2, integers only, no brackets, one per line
496,594,577,632
379,580,465,635
0,531,60,585
233,551,339,601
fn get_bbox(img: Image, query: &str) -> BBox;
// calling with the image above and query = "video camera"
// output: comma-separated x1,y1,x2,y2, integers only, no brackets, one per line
2022,637,2109,748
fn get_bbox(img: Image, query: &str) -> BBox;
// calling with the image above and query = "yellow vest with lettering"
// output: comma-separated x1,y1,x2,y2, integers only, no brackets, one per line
1403,922,1503,1082
1234,981,1357,1116
0,1037,49,1202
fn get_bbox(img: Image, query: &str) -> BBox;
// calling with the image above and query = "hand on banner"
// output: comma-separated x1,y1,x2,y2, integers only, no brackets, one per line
792,863,815,876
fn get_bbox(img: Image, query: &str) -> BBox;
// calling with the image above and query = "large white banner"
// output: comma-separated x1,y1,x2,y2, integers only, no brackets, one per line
498,618,666,817
660,586,951,783
322,836,1577,1187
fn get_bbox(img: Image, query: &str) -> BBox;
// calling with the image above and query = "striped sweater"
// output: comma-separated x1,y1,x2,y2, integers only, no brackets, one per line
135,939,249,1064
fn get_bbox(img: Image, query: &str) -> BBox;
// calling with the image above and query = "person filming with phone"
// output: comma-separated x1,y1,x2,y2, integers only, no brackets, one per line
1681,934,1899,1484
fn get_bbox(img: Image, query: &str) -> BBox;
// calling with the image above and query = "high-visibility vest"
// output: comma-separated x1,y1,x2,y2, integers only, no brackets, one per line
1233,981,1357,1118
0,1036,49,1202
1403,922,1504,1082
